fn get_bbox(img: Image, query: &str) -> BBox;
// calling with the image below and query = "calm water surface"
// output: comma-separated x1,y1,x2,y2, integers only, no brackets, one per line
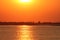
0,25,60,40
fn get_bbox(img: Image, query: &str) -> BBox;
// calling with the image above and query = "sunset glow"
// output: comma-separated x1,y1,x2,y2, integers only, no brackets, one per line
20,0,31,2
0,0,60,22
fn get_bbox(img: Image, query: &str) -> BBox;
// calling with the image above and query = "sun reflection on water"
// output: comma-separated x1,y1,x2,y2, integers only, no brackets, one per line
17,25,33,40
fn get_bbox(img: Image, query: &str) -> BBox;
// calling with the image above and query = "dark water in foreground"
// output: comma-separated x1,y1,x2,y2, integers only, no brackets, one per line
0,25,60,40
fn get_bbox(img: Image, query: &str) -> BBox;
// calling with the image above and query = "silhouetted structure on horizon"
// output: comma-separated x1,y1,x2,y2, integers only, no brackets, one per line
0,22,60,26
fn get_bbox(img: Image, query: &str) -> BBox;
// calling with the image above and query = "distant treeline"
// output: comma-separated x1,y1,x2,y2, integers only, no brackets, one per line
0,22,60,26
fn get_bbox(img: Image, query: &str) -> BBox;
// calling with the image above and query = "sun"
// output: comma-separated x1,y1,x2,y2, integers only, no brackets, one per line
20,0,31,2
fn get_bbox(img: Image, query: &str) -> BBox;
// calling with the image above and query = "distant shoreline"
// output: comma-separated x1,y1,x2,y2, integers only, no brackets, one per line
0,22,60,26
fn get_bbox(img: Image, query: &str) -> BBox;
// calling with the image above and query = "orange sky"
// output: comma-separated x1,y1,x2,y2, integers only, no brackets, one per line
0,0,60,22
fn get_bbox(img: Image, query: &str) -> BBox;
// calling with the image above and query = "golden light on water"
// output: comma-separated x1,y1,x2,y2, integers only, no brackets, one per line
18,25,33,40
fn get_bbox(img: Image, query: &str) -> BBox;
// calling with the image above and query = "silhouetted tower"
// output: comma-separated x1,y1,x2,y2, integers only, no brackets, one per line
38,21,40,24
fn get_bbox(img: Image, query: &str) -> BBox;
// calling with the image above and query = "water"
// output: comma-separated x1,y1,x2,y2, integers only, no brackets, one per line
0,25,60,40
